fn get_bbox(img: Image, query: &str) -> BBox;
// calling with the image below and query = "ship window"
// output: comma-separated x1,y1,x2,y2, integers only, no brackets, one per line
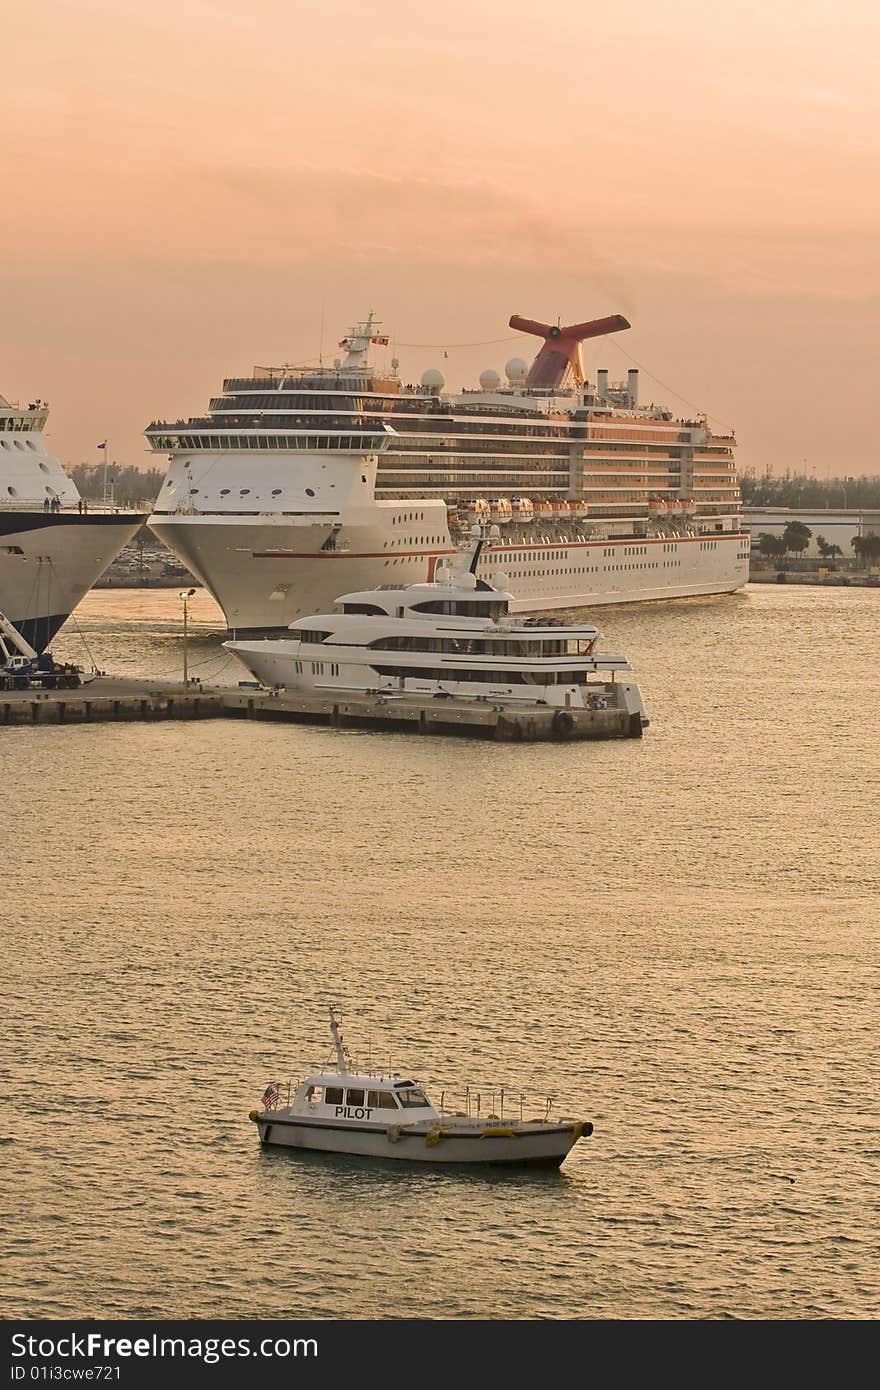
368,1090,399,1109
325,1087,343,1105
240,488,251,495
345,1089,365,1107
272,488,282,495
305,488,315,497
305,1086,323,1103
220,488,230,495
6,486,17,496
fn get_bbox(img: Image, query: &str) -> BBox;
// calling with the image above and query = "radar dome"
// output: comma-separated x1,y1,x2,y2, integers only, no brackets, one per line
505,357,528,384
479,368,501,391
492,572,510,589
420,368,445,390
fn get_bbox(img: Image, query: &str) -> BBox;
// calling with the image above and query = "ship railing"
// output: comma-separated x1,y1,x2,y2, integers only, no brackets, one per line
0,500,147,515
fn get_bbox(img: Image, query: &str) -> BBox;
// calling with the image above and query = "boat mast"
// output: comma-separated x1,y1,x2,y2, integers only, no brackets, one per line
329,1006,352,1073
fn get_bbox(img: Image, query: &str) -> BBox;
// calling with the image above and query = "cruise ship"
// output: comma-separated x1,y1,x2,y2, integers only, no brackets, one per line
146,312,749,635
0,394,146,650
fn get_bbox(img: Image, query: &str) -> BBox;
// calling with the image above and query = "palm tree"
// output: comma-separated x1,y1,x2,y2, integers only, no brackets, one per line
852,532,880,566
783,521,812,558
757,532,787,561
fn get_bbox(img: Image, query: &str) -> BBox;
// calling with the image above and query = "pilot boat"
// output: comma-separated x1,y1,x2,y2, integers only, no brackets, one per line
249,1009,594,1169
225,538,649,732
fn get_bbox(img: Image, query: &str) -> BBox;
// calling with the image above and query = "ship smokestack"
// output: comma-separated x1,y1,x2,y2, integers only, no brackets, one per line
627,368,639,407
596,369,608,403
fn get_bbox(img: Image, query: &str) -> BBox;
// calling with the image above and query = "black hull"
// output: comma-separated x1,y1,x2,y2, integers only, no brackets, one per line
9,612,70,653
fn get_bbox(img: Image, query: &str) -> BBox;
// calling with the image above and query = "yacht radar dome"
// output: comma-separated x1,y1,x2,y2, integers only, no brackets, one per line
479,368,501,391
505,357,528,384
421,368,445,390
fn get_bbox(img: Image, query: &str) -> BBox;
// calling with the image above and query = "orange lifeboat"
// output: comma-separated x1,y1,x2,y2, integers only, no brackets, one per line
533,499,554,520
512,497,534,523
489,497,513,524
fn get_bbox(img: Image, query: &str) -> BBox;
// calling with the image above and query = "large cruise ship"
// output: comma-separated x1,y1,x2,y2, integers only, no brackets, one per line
146,312,749,634
1,393,146,650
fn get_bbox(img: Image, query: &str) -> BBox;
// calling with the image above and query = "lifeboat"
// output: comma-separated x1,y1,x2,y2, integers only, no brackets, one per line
511,497,534,523
533,499,554,521
681,497,697,514
489,497,513,524
648,498,665,515
551,498,570,521
462,498,491,523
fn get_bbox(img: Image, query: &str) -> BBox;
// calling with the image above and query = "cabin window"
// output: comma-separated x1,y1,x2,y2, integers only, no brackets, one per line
305,1086,323,1103
346,1088,365,1107
397,1088,429,1109
368,1090,399,1109
325,1087,343,1105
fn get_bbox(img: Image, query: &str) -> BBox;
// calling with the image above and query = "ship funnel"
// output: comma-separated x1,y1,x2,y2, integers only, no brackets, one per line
627,369,639,407
508,312,631,390
596,369,608,402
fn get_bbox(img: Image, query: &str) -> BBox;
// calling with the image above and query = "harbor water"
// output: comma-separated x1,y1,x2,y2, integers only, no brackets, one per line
2,584,878,1320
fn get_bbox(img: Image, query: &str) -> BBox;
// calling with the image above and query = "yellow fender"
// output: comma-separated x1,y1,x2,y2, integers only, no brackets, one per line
481,1127,518,1139
425,1126,446,1147
248,1110,260,1123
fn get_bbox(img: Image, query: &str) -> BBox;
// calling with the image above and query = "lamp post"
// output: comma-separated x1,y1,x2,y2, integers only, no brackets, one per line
179,587,196,684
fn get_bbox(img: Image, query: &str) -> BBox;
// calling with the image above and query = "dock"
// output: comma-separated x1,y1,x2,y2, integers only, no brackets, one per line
0,676,644,741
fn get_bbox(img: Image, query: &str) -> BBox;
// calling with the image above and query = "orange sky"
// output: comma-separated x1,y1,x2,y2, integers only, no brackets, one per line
2,0,878,480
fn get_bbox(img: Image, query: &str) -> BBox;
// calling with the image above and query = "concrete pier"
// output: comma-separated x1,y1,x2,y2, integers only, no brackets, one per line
0,676,643,742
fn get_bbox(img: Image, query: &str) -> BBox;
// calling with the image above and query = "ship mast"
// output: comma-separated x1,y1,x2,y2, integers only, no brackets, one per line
329,1005,352,1073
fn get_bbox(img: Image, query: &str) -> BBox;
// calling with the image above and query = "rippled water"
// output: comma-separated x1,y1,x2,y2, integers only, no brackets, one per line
2,585,878,1320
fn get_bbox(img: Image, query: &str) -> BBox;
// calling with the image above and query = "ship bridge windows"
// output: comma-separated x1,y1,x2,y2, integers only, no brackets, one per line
410,599,507,618
341,603,387,615
297,629,333,643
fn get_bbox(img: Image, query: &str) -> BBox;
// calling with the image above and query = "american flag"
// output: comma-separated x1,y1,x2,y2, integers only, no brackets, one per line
261,1083,279,1109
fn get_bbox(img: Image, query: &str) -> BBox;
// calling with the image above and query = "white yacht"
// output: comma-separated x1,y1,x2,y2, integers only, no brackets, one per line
147,310,750,636
250,1009,594,1169
224,539,649,732
0,394,146,650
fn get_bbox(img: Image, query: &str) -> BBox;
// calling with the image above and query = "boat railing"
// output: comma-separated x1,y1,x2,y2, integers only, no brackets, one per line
436,1088,555,1124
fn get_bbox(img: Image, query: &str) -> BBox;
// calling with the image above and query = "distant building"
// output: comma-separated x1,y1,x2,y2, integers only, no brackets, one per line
743,508,880,557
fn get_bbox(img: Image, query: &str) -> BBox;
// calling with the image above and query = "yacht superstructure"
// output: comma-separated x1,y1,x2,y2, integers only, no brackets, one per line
147,311,749,635
0,394,146,651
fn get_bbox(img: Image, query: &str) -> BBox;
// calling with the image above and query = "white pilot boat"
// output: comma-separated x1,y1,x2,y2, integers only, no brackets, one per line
249,1009,594,1169
225,538,649,733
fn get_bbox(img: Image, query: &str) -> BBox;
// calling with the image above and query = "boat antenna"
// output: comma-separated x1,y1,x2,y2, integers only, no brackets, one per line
328,1005,351,1073
468,537,484,575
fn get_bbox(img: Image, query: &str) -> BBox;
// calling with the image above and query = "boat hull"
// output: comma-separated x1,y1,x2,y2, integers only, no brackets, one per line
254,1113,586,1167
0,511,147,652
151,510,750,635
